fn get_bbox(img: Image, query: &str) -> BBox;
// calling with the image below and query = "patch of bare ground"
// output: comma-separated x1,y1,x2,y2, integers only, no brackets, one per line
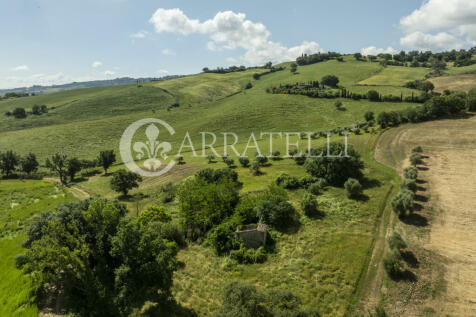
429,74,476,93
371,116,476,316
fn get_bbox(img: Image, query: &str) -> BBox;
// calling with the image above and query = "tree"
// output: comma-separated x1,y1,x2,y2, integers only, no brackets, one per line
178,176,238,239
255,194,295,229
409,153,422,166
401,178,417,192
391,190,414,217
364,111,375,122
367,90,380,102
97,150,116,174
0,150,19,176
238,156,250,167
12,107,26,118
353,52,362,60
255,154,268,166
403,166,418,180
334,101,343,110
305,143,364,186
467,88,476,111
207,155,215,164
245,82,253,89
249,162,261,175
383,249,404,278
67,157,82,181
20,153,38,175
21,198,177,316
224,157,235,168
321,75,339,87
388,232,407,251
344,178,362,199
110,169,142,196
32,104,41,115
412,146,423,153
46,153,68,184
137,205,171,225
301,193,318,216
290,63,298,74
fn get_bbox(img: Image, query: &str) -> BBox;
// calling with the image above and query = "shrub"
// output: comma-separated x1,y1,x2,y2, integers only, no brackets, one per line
412,146,423,153
321,75,339,87
410,153,422,166
177,156,185,164
245,82,253,89
234,195,259,224
364,111,375,122
14,254,28,269
208,217,242,255
391,190,414,217
271,151,281,160
224,157,235,168
388,232,407,251
305,143,364,186
238,156,250,167
12,107,27,119
137,205,171,225
383,249,404,278
275,173,300,189
334,101,343,109
299,175,317,188
344,178,362,199
288,149,298,157
249,162,261,175
367,90,380,101
207,155,215,163
401,178,417,192
156,221,186,247
255,194,295,229
301,193,318,216
230,245,267,264
403,166,418,180
308,183,321,195
255,155,268,166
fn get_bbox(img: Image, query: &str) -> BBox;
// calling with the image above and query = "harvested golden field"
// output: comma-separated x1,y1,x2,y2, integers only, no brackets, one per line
374,116,476,316
429,74,476,93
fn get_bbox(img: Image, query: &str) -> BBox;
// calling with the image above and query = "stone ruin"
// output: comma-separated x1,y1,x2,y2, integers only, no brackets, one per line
235,223,267,249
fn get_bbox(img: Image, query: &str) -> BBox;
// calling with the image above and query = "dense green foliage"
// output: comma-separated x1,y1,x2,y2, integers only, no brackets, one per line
344,178,362,199
19,198,178,317
110,169,142,196
305,142,364,186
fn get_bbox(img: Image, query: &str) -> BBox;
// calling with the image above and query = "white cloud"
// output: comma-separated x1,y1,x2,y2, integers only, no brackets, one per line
130,30,148,39
11,65,29,71
399,0,476,51
3,73,91,89
360,46,397,56
158,69,169,75
92,61,102,68
104,70,115,75
149,8,323,64
161,48,176,56
400,31,465,51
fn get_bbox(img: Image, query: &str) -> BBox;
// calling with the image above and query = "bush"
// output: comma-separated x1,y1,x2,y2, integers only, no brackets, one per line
364,111,374,122
383,249,404,278
249,162,261,175
344,178,362,199
294,154,307,165
234,195,259,224
388,232,407,251
409,153,422,166
334,101,343,109
391,190,414,217
207,155,215,163
208,217,242,255
401,178,417,192
367,90,380,101
412,146,423,153
157,221,186,247
224,157,235,168
305,143,364,186
301,193,318,216
403,166,418,180
238,156,250,167
255,155,268,166
271,151,281,160
137,205,171,225
230,245,267,264
255,194,295,229
245,82,253,89
276,173,300,189
12,107,27,119
299,175,318,188
308,183,321,195
321,75,339,87
14,254,28,269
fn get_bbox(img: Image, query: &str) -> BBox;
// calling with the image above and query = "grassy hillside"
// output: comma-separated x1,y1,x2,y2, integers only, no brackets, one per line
0,57,440,316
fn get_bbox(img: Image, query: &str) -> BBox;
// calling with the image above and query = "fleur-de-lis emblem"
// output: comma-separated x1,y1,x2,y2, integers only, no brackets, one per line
133,124,171,171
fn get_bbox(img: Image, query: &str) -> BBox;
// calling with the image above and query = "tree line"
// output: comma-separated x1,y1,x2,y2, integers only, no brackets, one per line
5,104,49,119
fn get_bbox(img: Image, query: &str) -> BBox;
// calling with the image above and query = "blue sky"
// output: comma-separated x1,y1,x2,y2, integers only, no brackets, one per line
1,0,475,88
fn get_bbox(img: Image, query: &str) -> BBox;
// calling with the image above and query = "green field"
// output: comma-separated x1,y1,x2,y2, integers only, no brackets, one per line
0,57,429,316
358,65,430,86
0,180,73,316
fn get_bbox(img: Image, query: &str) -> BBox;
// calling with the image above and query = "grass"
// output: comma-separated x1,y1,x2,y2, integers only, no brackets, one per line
0,180,73,316
358,66,430,86
0,58,418,316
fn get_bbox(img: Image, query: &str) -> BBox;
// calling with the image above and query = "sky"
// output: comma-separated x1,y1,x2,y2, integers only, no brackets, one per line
1,0,476,89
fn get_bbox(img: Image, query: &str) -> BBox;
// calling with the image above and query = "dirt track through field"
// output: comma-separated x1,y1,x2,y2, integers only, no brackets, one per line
374,116,476,316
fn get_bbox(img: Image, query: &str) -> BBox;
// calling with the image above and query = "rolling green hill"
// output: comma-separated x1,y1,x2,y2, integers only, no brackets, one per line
0,56,452,316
